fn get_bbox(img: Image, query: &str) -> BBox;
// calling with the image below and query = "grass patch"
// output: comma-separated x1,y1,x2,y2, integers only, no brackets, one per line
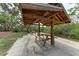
0,49,7,56
0,32,26,56
0,39,16,56
0,39,15,48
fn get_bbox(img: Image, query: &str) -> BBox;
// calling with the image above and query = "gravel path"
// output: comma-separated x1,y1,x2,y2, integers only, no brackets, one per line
7,34,79,56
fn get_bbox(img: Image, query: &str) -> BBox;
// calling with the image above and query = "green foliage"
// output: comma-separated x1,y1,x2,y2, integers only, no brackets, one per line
54,23,79,41
68,3,79,17
0,3,25,32
31,25,49,33
12,25,27,32
0,3,19,16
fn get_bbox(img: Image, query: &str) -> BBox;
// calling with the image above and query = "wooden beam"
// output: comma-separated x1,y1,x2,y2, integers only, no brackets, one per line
54,15,60,23
23,13,50,20
40,14,59,25
43,12,49,17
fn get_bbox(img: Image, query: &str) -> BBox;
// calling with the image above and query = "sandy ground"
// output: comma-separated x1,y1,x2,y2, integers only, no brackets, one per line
7,34,79,56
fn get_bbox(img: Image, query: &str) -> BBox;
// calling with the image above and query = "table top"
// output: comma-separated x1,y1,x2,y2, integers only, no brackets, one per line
40,32,50,36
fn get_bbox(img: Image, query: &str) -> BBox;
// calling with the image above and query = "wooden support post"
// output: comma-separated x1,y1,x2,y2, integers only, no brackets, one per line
50,22,54,45
38,23,40,36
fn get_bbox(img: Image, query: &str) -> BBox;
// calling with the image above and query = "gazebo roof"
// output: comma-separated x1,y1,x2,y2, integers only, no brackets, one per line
20,3,71,26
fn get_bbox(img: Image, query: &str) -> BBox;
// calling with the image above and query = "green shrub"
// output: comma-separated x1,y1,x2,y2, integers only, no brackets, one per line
12,25,27,32
54,23,79,41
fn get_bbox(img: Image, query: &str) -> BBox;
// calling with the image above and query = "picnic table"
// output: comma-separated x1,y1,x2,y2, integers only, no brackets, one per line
40,32,51,46
32,32,51,46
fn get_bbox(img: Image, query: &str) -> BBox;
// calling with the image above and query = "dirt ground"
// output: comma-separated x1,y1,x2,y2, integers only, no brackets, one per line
0,32,26,40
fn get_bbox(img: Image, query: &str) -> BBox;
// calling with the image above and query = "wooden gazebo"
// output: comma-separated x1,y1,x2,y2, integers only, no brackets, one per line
20,3,70,45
